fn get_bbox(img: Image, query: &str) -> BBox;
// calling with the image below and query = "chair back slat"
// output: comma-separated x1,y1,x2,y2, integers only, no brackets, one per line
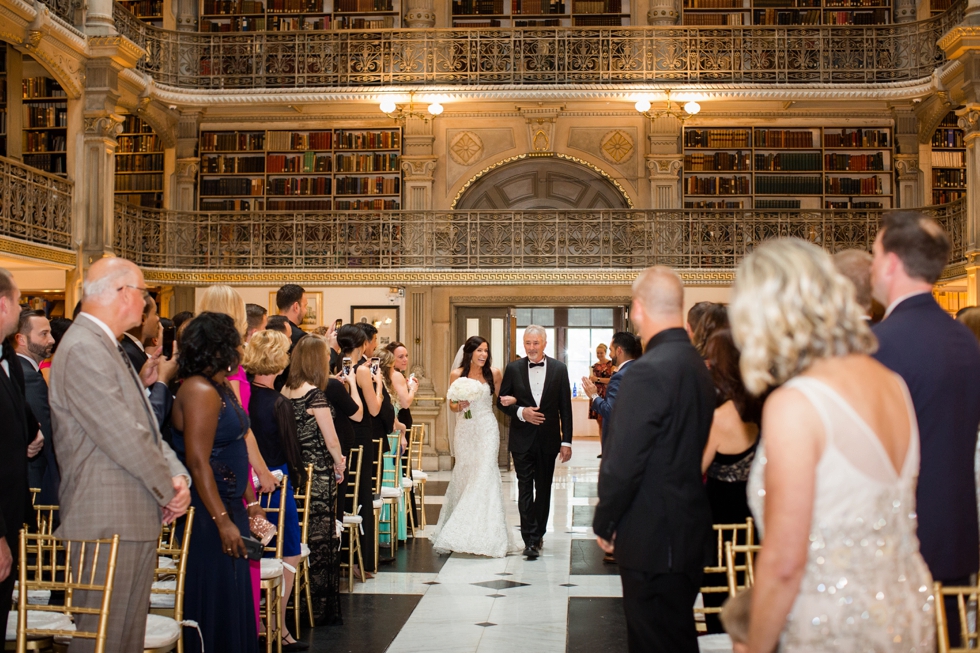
293,463,314,546
259,476,288,559
935,581,980,652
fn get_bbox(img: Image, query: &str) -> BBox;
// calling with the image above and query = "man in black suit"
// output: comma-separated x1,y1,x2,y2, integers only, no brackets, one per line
497,325,573,559
593,267,715,653
581,331,642,445
276,283,307,347
120,292,159,373
0,269,42,634
12,309,58,504
871,210,980,645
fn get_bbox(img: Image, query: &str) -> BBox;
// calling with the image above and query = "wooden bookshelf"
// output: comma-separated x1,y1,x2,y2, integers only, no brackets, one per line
683,126,894,210
200,0,399,31
118,0,164,26
199,127,401,211
0,44,6,158
21,58,67,177
930,111,966,205
682,0,890,25
452,0,630,27
115,115,165,209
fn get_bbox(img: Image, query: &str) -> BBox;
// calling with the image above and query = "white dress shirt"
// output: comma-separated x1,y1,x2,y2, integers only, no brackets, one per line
883,290,931,320
516,357,570,448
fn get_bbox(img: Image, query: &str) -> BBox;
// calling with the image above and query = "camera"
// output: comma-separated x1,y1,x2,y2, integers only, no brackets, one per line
370,357,380,375
342,357,352,377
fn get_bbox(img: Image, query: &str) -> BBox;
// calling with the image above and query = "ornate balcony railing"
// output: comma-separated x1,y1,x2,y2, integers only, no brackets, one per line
110,1,964,89
114,201,965,272
0,156,74,251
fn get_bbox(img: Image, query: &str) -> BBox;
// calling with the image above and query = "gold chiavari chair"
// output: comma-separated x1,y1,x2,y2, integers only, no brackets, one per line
33,504,59,537
146,508,196,653
291,464,314,636
935,581,980,652
340,446,366,592
12,531,120,653
28,489,40,507
695,518,755,627
379,435,403,555
407,425,428,530
258,477,287,653
371,439,385,568
724,541,761,596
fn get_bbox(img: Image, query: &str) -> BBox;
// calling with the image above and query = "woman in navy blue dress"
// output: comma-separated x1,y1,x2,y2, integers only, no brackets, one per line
171,312,261,653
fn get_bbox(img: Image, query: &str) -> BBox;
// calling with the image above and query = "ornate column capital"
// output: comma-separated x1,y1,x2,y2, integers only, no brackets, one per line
403,0,436,27
894,154,921,179
401,157,438,181
646,155,683,178
647,0,679,25
83,114,124,141
176,158,200,182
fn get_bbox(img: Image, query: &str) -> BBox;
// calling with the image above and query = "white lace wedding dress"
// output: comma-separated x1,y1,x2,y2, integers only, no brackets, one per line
429,381,519,558
748,376,935,652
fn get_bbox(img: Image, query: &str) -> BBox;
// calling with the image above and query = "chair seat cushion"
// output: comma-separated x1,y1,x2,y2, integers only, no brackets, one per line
11,583,51,606
149,580,177,608
697,634,733,652
6,610,75,641
372,498,383,509
401,478,415,488
411,469,428,481
260,558,283,580
144,614,180,649
157,556,177,570
380,487,401,499
343,515,363,525
301,543,310,559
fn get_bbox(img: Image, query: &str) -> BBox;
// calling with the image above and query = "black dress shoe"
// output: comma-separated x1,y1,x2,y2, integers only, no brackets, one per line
523,546,539,559
282,639,309,652
532,539,543,551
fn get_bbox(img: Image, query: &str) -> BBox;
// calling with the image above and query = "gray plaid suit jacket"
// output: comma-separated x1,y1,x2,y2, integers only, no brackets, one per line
49,314,187,542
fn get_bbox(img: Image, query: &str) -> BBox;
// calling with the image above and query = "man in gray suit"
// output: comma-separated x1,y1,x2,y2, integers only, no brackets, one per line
49,257,191,652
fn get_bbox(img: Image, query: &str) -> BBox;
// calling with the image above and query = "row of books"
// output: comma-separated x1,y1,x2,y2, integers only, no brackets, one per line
202,155,267,173
931,150,965,167
753,129,814,148
574,15,623,22
932,129,964,149
754,8,821,23
200,178,266,196
335,0,392,10
202,0,265,14
268,0,327,10
334,16,394,26
454,0,504,12
932,190,965,204
824,9,888,22
684,0,743,8
115,174,164,191
0,114,6,135
683,13,744,23
23,132,66,153
121,116,155,134
823,152,885,171
755,152,822,171
267,152,332,173
684,151,751,171
267,131,333,152
269,16,331,27
755,199,801,208
336,153,399,172
202,17,267,29
824,176,884,195
23,105,67,129
116,154,165,172
22,78,66,100
684,200,745,208
685,129,751,148
514,17,560,23
201,199,263,210
932,169,967,188
572,0,621,12
120,0,163,15
456,18,503,24
201,132,266,152
335,199,400,209
825,200,884,208
267,199,334,210
118,135,162,153
514,0,565,12
335,176,400,195
755,175,822,194
336,130,400,150
268,177,332,196
23,153,66,174
684,175,751,195
824,129,889,148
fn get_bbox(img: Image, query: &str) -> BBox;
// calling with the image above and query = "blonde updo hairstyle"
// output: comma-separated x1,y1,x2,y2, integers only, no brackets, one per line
730,238,877,395
242,329,291,376
198,285,248,340
377,348,396,393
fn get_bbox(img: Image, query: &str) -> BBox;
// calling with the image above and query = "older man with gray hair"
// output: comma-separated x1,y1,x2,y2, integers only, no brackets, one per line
49,256,190,652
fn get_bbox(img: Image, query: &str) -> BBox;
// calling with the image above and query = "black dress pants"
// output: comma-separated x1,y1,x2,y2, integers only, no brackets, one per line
511,438,557,547
620,567,701,653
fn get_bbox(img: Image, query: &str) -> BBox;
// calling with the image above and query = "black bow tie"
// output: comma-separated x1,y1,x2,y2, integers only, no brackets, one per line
529,361,544,368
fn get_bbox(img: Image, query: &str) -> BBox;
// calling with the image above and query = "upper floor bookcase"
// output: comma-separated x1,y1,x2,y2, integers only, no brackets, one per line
115,115,165,209
21,56,67,176
682,0,890,26
930,111,966,205
452,0,630,27
200,0,400,31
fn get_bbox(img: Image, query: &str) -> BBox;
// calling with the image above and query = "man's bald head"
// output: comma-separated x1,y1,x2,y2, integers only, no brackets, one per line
632,266,684,318
82,257,141,307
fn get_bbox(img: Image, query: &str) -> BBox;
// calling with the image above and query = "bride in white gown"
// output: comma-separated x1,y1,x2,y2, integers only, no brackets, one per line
429,336,522,558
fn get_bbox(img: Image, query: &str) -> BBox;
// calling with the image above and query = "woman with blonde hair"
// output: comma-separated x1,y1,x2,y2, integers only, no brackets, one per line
377,348,408,544
731,238,934,653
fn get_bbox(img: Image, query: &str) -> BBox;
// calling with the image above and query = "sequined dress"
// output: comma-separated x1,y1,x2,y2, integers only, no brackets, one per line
747,376,935,652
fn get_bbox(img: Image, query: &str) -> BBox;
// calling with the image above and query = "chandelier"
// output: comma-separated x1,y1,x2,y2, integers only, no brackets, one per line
379,92,443,123
634,90,701,122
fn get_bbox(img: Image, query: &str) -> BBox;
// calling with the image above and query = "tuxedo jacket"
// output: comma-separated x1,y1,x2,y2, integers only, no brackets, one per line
0,343,38,544
592,358,634,439
497,356,573,455
18,356,60,505
593,329,715,574
873,293,980,581
49,314,188,542
120,333,148,375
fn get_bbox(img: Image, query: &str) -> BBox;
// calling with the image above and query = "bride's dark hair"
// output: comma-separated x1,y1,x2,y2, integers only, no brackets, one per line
459,336,495,393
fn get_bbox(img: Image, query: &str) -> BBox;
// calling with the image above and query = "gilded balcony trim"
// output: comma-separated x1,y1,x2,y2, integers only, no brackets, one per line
0,236,76,266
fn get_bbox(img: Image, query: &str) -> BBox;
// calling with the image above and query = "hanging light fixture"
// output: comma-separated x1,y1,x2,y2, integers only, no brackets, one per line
379,92,444,123
634,91,701,122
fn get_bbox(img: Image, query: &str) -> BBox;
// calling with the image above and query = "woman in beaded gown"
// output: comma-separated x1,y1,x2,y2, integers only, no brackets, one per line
730,238,934,653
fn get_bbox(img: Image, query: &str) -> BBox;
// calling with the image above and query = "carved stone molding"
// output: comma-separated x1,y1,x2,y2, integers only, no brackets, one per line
600,130,635,164
401,157,437,180
647,0,679,24
175,159,200,181
402,0,435,27
895,155,921,178
916,91,955,143
646,156,683,177
517,105,562,153
449,131,484,166
0,236,76,266
83,114,125,139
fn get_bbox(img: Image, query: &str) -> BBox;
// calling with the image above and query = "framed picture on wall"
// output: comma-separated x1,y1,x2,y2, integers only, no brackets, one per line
269,291,322,331
351,305,399,348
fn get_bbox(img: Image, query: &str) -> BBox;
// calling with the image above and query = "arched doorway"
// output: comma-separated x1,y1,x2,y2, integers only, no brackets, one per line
454,156,631,210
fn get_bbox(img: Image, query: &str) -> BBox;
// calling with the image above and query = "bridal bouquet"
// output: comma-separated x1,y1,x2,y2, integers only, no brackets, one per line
448,377,483,419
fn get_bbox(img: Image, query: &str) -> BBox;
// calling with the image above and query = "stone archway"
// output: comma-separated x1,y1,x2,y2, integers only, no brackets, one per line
454,155,631,210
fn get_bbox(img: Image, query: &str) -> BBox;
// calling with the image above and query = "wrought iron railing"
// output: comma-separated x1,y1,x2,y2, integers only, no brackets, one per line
110,1,964,89
0,156,74,251
114,201,965,271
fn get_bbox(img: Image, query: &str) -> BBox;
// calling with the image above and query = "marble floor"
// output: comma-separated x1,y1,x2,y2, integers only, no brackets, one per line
298,439,633,653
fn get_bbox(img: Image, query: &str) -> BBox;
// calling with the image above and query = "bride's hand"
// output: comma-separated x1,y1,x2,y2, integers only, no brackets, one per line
499,395,517,407
455,400,470,412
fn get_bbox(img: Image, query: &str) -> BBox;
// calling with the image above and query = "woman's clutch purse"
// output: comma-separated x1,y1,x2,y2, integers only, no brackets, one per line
249,514,277,546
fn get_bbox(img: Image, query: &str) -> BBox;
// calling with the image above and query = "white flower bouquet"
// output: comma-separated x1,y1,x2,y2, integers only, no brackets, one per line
447,377,484,419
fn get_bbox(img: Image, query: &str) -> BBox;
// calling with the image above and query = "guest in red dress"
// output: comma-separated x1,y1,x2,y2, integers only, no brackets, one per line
588,344,613,433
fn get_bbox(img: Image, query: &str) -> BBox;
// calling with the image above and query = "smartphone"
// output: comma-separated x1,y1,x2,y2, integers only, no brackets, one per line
162,324,176,359
241,535,264,560
334,318,343,330
342,356,352,377
371,357,380,375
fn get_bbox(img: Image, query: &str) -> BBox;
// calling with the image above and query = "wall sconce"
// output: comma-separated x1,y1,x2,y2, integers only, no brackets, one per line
379,92,443,123
634,90,701,122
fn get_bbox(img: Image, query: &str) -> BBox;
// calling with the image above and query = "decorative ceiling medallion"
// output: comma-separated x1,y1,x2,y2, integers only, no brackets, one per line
600,130,634,164
449,131,484,166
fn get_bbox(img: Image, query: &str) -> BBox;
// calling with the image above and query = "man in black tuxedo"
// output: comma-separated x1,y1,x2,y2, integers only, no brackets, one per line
12,308,59,504
273,284,307,390
497,325,573,559
0,269,42,634
593,267,715,653
871,210,980,645
120,292,159,373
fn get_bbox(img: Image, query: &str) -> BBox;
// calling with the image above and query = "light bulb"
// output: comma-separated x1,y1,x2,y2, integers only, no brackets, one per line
379,98,397,114
634,98,651,113
428,102,444,116
684,100,701,115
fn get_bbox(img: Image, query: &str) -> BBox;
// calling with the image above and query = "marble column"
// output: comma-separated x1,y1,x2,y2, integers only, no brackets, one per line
893,107,922,208
403,0,436,27
80,113,123,264
85,0,116,34
646,115,683,209
961,110,980,303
